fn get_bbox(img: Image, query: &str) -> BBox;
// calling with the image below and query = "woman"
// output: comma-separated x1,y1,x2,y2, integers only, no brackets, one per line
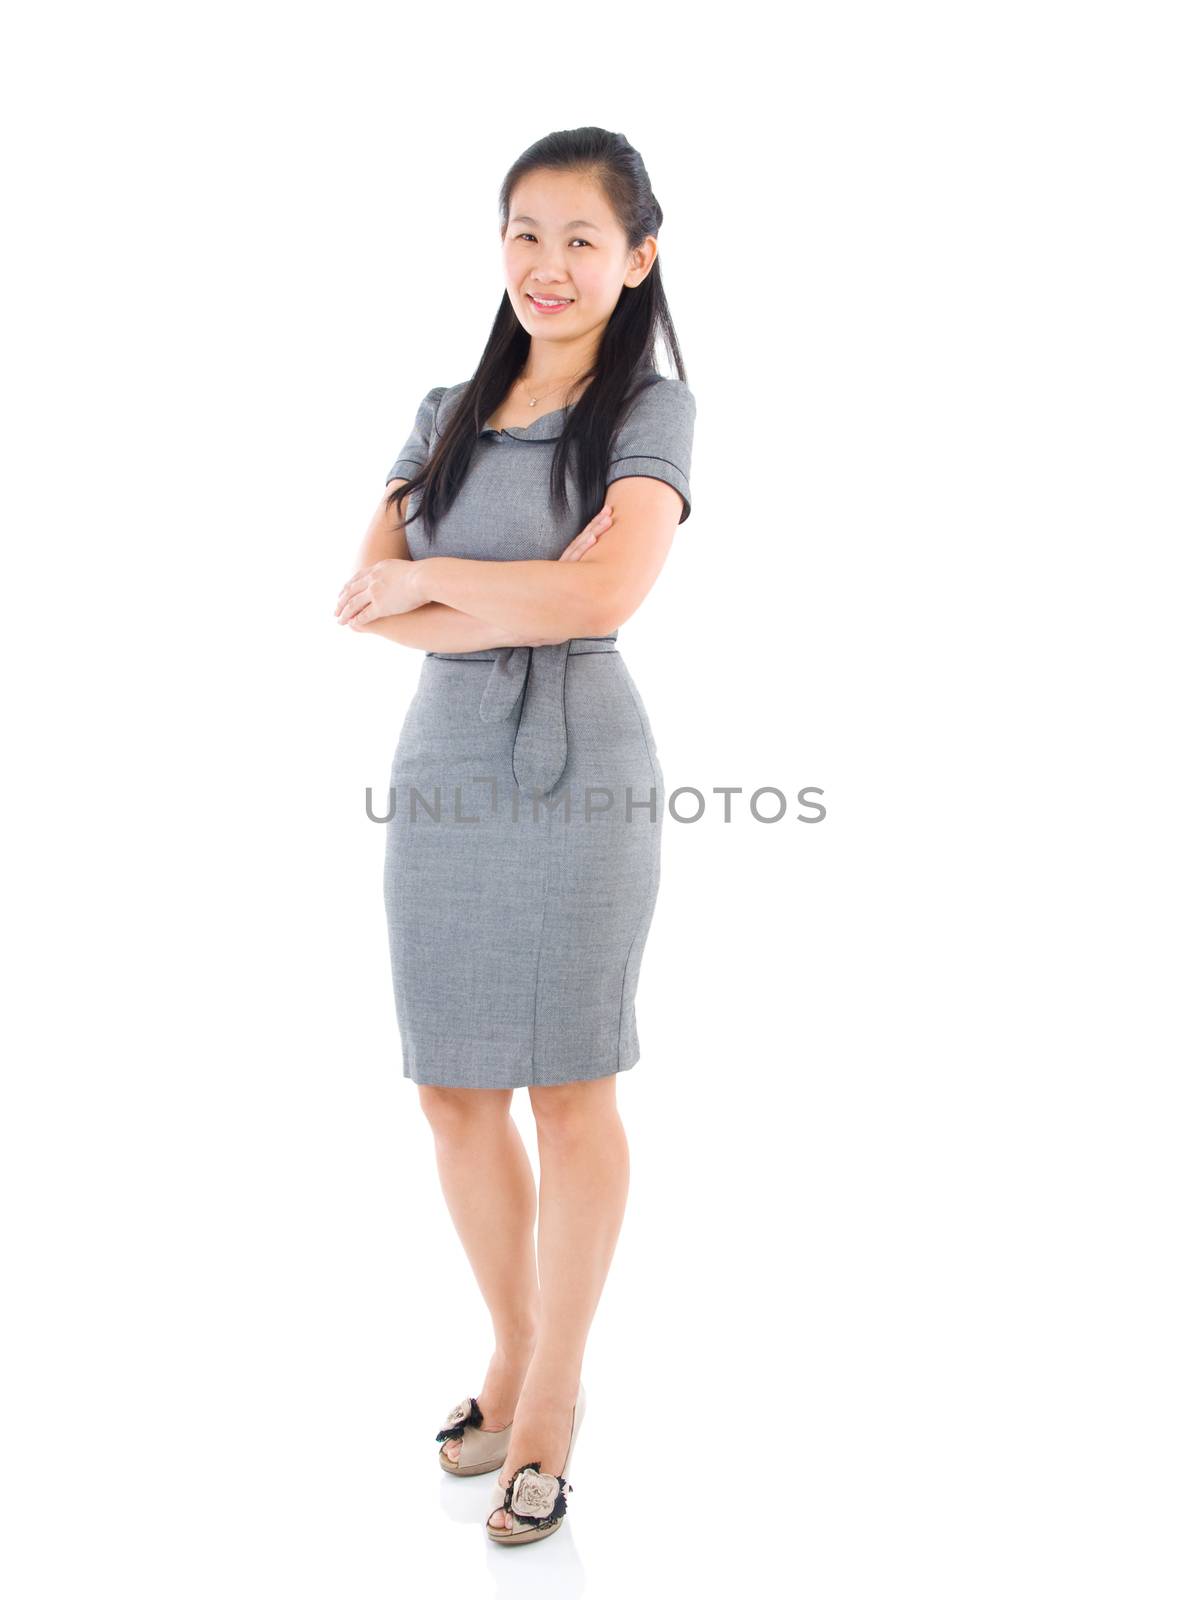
335,127,695,1546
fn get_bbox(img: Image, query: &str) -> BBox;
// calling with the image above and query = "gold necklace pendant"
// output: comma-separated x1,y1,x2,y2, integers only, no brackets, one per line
518,373,584,411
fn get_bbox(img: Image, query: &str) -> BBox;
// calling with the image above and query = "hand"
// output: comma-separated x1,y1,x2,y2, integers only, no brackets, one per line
557,503,614,561
335,558,423,626
512,504,616,646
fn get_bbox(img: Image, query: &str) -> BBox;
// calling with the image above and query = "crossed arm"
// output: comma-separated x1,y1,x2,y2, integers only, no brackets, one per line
338,474,682,652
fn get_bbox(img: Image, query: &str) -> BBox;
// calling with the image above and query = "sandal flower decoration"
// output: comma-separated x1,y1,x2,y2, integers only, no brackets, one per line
436,1395,486,1444
500,1462,573,1529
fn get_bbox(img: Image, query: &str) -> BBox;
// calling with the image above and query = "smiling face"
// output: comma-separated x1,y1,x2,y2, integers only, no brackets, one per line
502,168,657,360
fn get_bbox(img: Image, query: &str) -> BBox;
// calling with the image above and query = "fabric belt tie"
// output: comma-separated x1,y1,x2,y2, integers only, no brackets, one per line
426,637,618,797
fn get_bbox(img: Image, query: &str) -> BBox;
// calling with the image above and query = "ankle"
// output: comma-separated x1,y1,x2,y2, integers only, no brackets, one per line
493,1327,538,1362
517,1370,580,1408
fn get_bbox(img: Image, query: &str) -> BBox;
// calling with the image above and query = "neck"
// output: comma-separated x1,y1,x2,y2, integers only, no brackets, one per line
521,330,601,389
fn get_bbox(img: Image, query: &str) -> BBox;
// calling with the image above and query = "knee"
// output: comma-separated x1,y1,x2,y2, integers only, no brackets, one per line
417,1085,512,1140
529,1079,616,1141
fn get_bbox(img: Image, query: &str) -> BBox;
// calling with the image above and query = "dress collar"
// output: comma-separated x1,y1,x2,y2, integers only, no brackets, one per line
479,404,572,441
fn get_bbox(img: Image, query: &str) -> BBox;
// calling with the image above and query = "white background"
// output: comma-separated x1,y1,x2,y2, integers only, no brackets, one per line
3,3,1179,1595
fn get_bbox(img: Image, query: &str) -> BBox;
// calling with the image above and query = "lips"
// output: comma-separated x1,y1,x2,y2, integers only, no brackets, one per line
527,293,574,305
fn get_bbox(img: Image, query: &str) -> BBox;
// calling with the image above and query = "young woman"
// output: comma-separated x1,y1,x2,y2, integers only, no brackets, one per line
335,127,695,1546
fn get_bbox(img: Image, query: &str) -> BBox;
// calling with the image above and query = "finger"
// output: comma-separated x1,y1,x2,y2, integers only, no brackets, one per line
574,509,613,547
581,515,612,546
349,605,374,629
558,508,613,561
337,568,372,601
338,590,373,624
560,532,598,563
336,579,377,620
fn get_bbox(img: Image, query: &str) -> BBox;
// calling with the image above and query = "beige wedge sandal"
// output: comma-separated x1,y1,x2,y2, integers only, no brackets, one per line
436,1395,513,1477
485,1381,586,1546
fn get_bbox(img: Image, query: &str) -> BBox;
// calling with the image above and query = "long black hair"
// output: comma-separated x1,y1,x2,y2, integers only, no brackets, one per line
387,126,688,543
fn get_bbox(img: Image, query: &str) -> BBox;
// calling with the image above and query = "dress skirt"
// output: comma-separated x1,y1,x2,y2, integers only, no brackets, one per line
383,639,665,1088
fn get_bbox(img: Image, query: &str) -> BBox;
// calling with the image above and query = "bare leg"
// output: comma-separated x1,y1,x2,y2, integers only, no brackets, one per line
488,1075,629,1526
418,1086,541,1460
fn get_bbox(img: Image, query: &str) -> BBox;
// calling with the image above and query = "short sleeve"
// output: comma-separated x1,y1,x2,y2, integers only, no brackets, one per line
604,376,696,523
385,385,448,485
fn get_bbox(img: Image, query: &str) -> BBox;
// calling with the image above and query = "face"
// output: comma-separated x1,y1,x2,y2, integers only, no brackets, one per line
502,169,657,353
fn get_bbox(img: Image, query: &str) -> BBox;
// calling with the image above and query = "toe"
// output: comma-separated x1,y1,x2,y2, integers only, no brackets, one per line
489,1478,510,1528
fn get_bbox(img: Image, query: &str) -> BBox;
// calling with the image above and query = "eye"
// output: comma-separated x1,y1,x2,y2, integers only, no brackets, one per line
515,233,590,247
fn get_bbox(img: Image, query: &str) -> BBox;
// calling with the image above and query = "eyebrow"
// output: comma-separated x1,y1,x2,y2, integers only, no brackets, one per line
509,215,602,231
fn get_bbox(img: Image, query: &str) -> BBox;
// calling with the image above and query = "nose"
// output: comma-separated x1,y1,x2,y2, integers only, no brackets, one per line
533,246,572,285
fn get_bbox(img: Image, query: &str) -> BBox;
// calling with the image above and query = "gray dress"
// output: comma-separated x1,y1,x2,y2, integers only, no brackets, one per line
382,373,695,1088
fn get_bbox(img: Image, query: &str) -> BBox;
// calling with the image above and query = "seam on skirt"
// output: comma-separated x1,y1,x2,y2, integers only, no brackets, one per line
616,917,642,1074
528,781,551,1087
616,660,660,793
615,662,662,1072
